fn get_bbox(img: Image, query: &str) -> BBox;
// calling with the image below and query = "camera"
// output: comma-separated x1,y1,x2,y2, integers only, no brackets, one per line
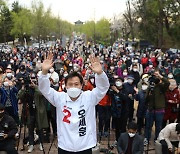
148,75,156,91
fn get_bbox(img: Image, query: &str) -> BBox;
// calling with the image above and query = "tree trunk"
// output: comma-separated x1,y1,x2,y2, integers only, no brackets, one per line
158,0,163,48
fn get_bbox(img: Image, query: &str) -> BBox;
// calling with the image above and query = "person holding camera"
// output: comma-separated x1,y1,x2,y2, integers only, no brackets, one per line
144,71,170,145
0,103,18,154
162,79,180,128
16,64,30,91
18,72,46,152
38,52,109,154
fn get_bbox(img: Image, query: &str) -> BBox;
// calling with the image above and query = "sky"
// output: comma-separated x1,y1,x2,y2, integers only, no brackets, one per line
7,0,127,23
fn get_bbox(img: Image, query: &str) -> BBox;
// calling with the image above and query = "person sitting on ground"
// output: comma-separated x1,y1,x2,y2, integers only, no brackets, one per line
117,122,144,154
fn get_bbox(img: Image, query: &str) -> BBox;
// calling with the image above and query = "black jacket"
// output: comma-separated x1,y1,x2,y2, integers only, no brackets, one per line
0,114,18,140
117,132,144,154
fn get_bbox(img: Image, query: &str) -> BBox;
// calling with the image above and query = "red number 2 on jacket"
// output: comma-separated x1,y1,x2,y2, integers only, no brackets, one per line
63,109,71,124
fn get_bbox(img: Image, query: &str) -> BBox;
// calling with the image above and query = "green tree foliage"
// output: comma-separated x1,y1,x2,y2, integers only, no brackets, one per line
11,9,33,41
133,0,180,48
96,18,110,45
0,0,13,42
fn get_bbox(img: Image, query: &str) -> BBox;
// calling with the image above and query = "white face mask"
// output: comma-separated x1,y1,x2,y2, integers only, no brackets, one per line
134,60,138,63
143,78,148,83
7,73,12,78
110,66,114,70
49,68,54,73
4,82,9,87
142,85,148,90
128,133,136,138
10,60,14,63
67,88,82,98
127,79,133,84
69,63,73,67
115,81,122,87
133,68,138,72
168,74,173,79
123,72,128,76
90,78,95,84
63,73,68,78
149,65,153,68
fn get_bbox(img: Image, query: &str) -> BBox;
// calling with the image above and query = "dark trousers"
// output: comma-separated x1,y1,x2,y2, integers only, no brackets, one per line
47,110,57,135
97,105,111,133
58,148,92,154
0,139,18,154
114,116,128,141
137,117,144,134
28,115,44,145
128,101,134,122
160,140,178,154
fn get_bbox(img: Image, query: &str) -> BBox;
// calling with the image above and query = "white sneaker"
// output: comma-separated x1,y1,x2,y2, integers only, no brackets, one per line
28,145,34,153
39,143,43,151
144,138,148,146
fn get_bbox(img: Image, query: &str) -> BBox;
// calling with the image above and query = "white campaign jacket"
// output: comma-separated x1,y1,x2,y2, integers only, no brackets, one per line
158,123,180,149
38,72,109,152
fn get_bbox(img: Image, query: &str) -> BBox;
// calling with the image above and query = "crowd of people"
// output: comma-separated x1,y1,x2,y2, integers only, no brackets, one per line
0,38,179,154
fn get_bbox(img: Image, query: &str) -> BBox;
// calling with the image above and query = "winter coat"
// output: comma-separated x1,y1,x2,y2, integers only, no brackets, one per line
146,77,170,110
158,123,180,149
135,90,148,118
0,87,18,115
164,88,180,121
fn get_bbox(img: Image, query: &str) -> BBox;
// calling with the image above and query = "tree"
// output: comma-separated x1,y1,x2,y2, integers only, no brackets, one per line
96,18,110,45
0,0,13,43
11,8,33,44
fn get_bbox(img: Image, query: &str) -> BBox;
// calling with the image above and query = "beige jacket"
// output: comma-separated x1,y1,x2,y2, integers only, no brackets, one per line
158,123,180,149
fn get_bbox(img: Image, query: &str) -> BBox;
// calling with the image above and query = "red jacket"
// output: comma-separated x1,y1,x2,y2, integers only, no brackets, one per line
141,57,149,65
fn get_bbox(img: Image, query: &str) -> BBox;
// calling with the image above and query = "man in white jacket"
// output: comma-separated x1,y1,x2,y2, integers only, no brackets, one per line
158,123,180,154
38,52,110,154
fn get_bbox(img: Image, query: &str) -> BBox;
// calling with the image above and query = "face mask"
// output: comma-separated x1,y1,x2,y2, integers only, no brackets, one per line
50,68,54,73
142,85,148,90
110,66,114,70
128,133,136,138
127,79,133,84
7,73,12,78
63,73,68,78
169,86,175,91
4,82,9,87
0,112,4,118
149,65,153,68
133,68,138,72
168,74,173,79
67,88,82,98
69,63,73,67
134,60,138,63
143,78,148,83
116,81,122,87
123,72,128,76
90,78,95,84
10,60,14,63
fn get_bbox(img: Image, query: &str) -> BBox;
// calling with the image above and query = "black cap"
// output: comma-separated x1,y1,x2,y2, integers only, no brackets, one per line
0,104,5,110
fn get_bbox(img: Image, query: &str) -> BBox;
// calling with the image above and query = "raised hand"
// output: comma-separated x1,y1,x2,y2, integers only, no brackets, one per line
89,54,103,75
42,52,54,75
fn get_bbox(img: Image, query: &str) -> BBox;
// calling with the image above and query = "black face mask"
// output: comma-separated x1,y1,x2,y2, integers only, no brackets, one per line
0,112,4,118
